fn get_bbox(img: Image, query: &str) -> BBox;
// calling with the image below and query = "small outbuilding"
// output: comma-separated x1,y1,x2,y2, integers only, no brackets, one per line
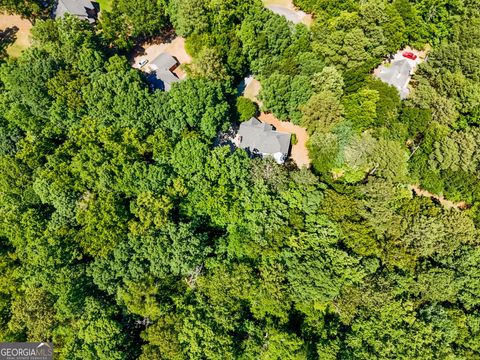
54,0,98,23
148,53,181,91
238,117,291,164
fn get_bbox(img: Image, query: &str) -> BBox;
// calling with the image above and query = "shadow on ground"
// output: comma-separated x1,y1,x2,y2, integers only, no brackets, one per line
0,26,18,57
130,27,177,59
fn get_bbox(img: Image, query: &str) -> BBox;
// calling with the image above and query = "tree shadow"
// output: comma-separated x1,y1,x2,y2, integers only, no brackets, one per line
130,27,177,59
0,26,19,58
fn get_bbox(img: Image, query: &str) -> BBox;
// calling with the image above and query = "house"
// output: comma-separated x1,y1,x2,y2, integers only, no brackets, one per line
377,59,413,99
238,117,291,164
54,0,98,23
148,53,181,91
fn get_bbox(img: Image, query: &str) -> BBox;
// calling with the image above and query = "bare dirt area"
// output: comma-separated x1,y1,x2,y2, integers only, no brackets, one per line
0,13,32,58
243,76,262,104
409,185,468,210
132,36,192,77
263,0,313,27
259,112,311,168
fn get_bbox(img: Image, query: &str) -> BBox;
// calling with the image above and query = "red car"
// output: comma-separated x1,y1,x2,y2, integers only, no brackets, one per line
402,52,418,60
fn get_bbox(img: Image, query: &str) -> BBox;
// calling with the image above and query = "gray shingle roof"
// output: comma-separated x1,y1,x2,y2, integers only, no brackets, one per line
378,59,412,99
238,117,291,159
149,53,180,91
155,70,181,91
151,53,178,71
55,0,96,23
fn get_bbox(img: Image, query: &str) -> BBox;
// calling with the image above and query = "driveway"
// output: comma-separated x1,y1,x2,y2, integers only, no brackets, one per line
266,5,303,23
263,0,313,26
242,76,262,105
132,37,192,78
391,47,426,69
373,46,427,99
259,112,311,168
239,76,311,168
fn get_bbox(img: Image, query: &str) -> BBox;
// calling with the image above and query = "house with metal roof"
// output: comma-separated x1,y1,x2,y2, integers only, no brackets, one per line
54,0,97,23
147,53,181,91
238,117,291,164
377,59,413,99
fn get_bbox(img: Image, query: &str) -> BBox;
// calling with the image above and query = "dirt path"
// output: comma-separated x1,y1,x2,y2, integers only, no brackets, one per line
409,185,468,210
263,0,313,27
259,112,311,168
0,13,32,57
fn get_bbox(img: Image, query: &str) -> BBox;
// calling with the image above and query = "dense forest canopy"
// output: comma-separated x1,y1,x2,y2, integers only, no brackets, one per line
1,0,480,359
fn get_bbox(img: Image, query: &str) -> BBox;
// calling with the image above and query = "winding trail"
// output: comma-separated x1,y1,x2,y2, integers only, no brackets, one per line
409,185,468,210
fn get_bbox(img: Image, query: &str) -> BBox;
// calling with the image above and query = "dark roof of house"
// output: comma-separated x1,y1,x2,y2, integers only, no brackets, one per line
378,59,412,99
238,117,291,155
54,0,96,23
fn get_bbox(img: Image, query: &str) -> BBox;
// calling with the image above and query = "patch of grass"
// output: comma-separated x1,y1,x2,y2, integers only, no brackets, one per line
6,43,25,58
97,0,113,13
291,133,298,145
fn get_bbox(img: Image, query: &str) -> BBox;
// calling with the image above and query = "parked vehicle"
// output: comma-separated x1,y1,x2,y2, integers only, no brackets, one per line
138,59,149,67
402,52,417,60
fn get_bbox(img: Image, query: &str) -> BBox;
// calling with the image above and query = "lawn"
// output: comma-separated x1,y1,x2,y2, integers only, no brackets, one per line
97,0,113,13
7,41,26,58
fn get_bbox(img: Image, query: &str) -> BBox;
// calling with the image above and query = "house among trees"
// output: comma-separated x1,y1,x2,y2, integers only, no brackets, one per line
238,117,291,164
377,59,413,99
53,0,98,23
147,53,181,91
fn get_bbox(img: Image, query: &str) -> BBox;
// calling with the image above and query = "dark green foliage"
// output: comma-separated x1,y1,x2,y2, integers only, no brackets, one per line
291,133,298,145
235,96,258,122
400,105,432,135
0,0,49,20
1,2,480,359
101,0,168,49
164,79,230,138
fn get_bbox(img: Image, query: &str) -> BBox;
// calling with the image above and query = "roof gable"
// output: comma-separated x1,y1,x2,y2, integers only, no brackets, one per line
378,59,412,99
151,53,178,71
55,0,96,21
238,118,291,156
148,53,181,91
